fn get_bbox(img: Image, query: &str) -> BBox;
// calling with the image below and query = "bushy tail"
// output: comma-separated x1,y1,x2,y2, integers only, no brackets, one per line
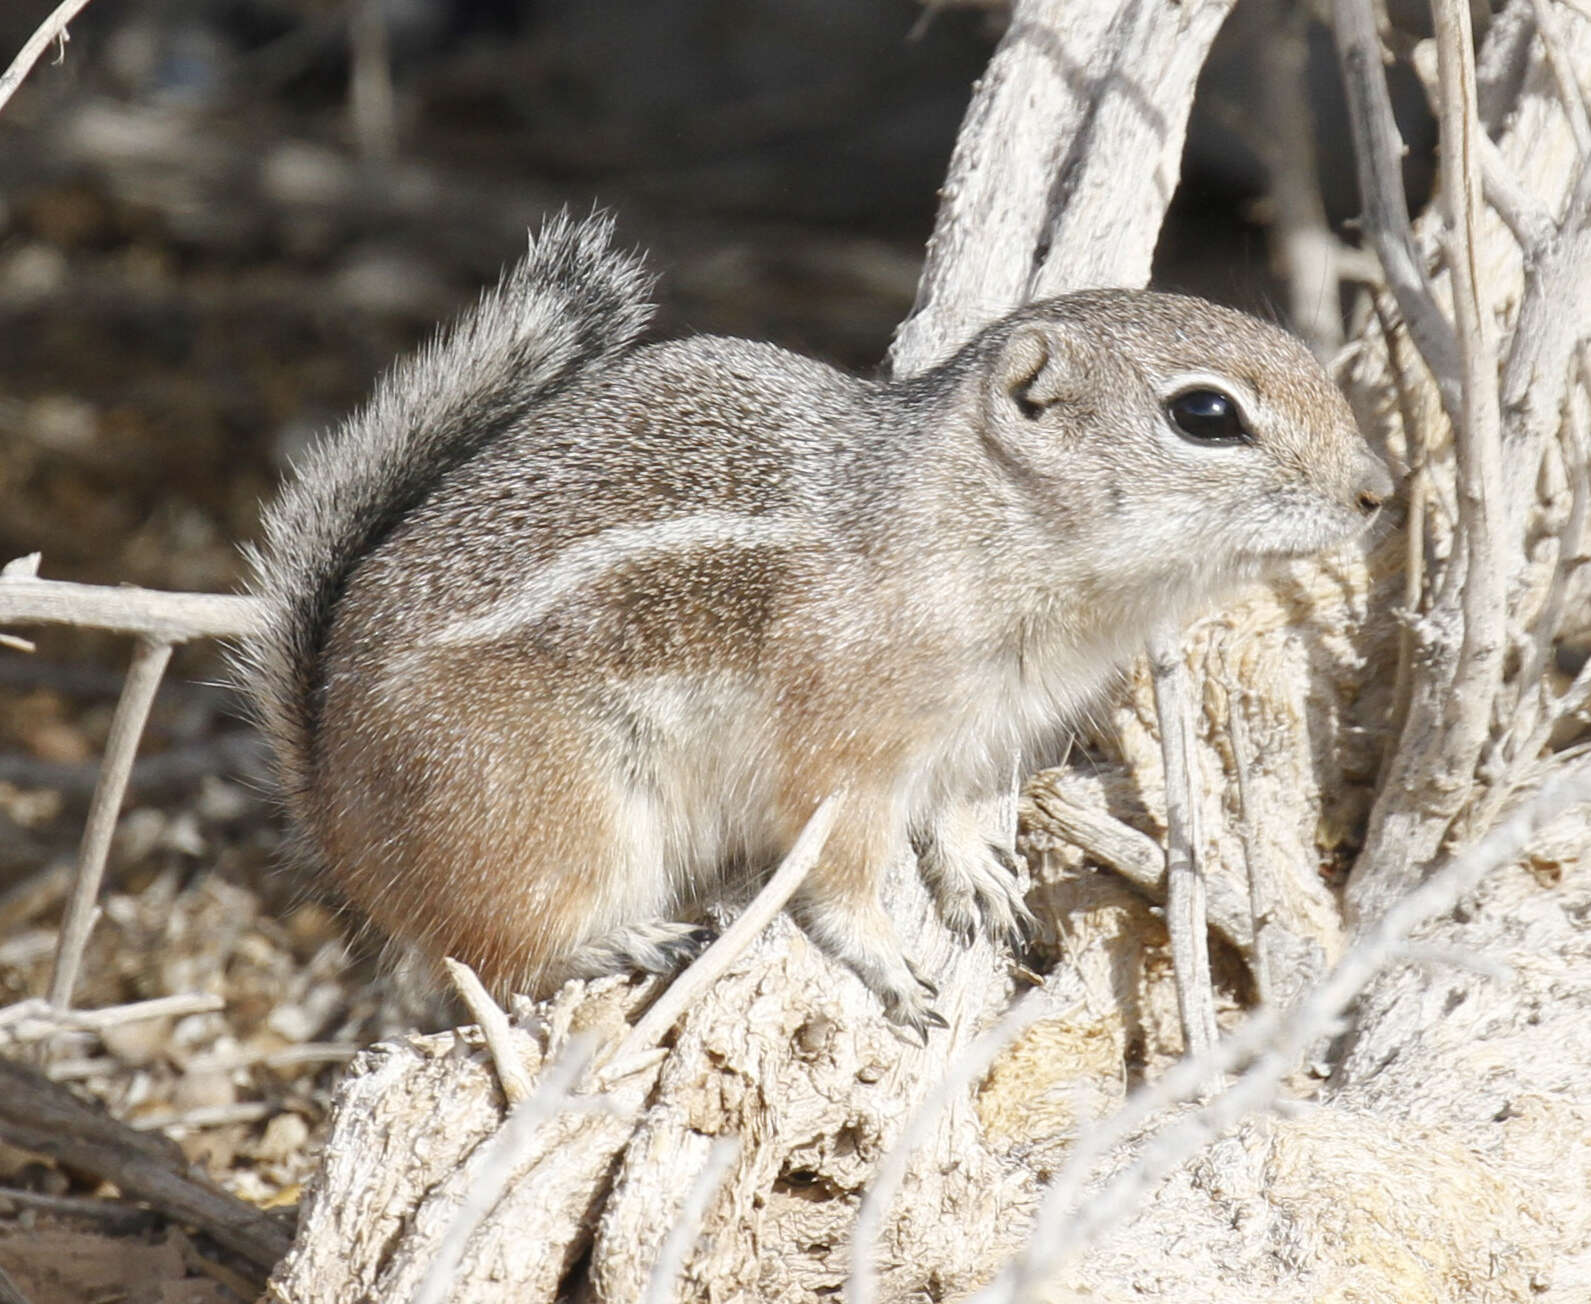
235,210,655,814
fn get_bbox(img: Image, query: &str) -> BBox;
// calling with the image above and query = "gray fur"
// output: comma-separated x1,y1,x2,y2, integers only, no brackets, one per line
238,213,1389,1036
234,211,654,819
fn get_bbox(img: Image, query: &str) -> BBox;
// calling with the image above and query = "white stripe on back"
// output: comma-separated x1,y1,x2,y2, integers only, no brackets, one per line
436,510,805,645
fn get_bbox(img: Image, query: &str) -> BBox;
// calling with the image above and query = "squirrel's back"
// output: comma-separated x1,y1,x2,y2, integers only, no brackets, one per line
236,213,655,826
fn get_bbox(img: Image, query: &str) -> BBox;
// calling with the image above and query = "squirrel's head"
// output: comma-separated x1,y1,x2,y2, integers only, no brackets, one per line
970,290,1390,596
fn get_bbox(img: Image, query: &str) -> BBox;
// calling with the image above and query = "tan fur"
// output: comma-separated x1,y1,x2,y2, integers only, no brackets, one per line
239,213,1391,1034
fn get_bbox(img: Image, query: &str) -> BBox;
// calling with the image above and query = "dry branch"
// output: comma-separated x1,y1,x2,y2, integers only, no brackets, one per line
1331,0,1462,420
0,1057,291,1273
0,569,263,644
0,993,224,1043
46,637,173,1009
444,959,538,1107
617,794,837,1060
887,0,1237,373
0,0,99,116
1147,628,1217,1057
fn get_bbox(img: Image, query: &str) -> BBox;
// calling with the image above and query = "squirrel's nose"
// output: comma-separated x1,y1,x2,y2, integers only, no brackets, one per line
1354,456,1394,517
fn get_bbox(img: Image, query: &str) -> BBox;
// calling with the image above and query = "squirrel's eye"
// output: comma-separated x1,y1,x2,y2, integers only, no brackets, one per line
1165,388,1250,445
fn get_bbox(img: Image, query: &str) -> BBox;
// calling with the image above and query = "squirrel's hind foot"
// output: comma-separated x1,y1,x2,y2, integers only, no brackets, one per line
562,919,715,982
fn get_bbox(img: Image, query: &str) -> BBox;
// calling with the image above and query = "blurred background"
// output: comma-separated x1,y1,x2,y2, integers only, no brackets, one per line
0,0,1437,1233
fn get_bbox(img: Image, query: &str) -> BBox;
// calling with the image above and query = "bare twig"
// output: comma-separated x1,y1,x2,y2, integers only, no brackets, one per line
617,795,839,1060
1259,0,1343,358
179,1041,359,1073
0,571,262,643
1499,421,1589,756
1407,39,1557,255
1372,290,1434,786
973,759,1591,1302
0,1261,33,1304
640,1136,740,1304
1021,775,1255,956
886,0,1237,375
47,637,174,1010
445,957,538,1108
1147,628,1218,1058
348,0,398,162
0,0,98,117
1495,648,1591,809
1330,0,1462,421
1429,0,1507,784
0,992,224,1042
1349,0,1512,919
1477,132,1557,252
0,1185,161,1232
1224,686,1276,1004
0,732,262,798
129,1101,275,1133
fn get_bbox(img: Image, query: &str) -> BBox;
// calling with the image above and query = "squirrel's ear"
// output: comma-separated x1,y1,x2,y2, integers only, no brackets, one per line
988,323,1089,420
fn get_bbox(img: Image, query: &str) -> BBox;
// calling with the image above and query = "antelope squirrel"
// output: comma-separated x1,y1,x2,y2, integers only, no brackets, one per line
239,212,1391,1035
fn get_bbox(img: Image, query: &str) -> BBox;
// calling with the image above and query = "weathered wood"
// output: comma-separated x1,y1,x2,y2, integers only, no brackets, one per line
887,0,1237,376
0,1058,290,1273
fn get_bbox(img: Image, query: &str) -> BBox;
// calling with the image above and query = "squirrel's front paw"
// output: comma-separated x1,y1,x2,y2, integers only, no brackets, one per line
794,894,948,1039
882,963,950,1043
916,812,1036,952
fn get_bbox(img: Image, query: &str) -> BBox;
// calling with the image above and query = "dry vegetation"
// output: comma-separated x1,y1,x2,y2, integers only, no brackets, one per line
2,0,1591,1300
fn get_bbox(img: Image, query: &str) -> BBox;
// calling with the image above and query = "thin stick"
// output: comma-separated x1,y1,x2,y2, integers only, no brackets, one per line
618,794,839,1059
1147,628,1218,1058
1477,132,1556,252
1505,422,1588,747
1431,0,1507,784
0,1185,160,1230
1493,649,1591,813
640,1136,740,1304
129,1102,275,1133
445,957,536,1108
0,0,98,117
48,637,174,1010
1224,686,1276,1005
0,1056,292,1271
348,0,398,161
0,572,262,643
0,1261,32,1304
1,992,224,1040
1022,778,1255,956
1330,0,1462,421
1407,39,1557,255
1371,289,1431,787
1259,0,1343,358
973,759,1591,1302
